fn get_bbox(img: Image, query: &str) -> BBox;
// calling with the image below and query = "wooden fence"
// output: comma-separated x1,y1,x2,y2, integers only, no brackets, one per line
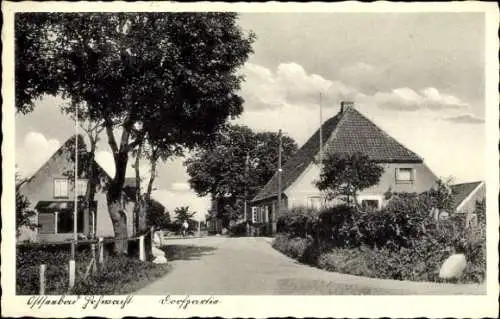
18,228,155,294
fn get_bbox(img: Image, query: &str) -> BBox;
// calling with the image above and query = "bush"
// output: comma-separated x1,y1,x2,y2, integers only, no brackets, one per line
16,241,169,295
272,234,313,261
273,191,486,284
277,206,320,238
229,221,248,237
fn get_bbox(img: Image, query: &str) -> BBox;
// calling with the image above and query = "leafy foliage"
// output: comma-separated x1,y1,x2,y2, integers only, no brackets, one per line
16,12,255,247
315,151,384,205
16,243,170,295
185,125,298,223
274,181,486,284
146,199,171,230
272,234,313,261
173,206,197,230
276,206,320,238
15,171,37,234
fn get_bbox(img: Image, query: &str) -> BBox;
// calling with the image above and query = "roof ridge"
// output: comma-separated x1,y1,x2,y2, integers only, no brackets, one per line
320,106,351,155
452,181,483,186
347,108,423,161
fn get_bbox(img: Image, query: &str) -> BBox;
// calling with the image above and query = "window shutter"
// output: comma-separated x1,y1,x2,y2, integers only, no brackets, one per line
77,179,88,197
54,179,69,198
264,206,269,222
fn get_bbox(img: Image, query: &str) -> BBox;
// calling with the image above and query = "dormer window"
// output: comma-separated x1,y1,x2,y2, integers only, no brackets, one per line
54,178,69,198
396,168,415,184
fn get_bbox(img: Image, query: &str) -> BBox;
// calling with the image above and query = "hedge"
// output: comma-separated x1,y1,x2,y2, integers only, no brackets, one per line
273,195,486,283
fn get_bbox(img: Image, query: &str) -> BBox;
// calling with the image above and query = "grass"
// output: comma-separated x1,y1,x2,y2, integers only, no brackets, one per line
16,244,171,295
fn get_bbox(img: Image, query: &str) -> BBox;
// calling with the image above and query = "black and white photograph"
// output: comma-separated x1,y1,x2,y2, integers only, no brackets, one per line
2,1,498,318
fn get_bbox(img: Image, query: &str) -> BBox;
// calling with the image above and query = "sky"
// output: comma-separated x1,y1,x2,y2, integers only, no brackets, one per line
15,12,487,221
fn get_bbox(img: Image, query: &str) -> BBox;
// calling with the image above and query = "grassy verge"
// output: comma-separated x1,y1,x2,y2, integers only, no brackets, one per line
16,244,171,295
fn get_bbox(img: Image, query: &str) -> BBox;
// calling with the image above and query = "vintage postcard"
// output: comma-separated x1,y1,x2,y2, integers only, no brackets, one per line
2,1,499,318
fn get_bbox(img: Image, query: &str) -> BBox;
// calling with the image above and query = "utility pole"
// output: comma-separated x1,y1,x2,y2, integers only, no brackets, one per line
319,92,325,208
275,129,282,234
244,152,249,223
74,103,79,243
319,92,323,162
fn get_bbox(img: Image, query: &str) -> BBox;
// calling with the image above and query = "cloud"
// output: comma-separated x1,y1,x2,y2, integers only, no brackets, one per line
363,87,468,111
16,132,60,176
240,62,357,110
241,62,469,115
443,113,485,124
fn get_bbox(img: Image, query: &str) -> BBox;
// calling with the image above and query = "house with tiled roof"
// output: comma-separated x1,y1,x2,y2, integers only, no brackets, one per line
250,101,439,232
449,181,485,215
17,135,139,243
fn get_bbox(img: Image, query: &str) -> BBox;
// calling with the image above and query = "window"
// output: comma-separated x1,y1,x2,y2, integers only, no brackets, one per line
77,179,88,197
361,199,379,212
251,207,257,223
307,196,322,210
396,168,415,183
54,179,69,198
56,209,84,233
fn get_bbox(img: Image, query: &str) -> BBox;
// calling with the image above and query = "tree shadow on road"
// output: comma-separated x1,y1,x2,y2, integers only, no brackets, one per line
160,245,217,261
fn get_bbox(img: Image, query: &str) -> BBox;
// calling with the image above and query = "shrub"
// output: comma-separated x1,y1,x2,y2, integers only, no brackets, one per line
274,189,486,284
272,234,313,261
277,206,320,238
229,221,247,237
16,241,169,295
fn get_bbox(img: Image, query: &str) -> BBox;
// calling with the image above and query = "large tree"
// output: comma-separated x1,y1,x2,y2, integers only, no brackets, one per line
16,13,255,253
185,125,298,225
315,151,384,207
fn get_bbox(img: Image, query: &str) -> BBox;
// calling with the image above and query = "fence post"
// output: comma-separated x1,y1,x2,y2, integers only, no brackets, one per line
39,264,46,295
68,242,76,290
98,237,104,264
139,235,145,261
91,243,97,274
150,227,155,255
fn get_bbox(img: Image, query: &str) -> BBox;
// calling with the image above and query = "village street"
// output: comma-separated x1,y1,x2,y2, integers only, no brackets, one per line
135,237,485,295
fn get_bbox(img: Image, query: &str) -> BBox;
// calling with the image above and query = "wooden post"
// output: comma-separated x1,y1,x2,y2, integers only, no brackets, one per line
69,241,76,289
139,235,145,261
98,237,104,264
39,264,46,295
70,241,76,260
68,259,75,289
150,226,155,255
91,243,97,274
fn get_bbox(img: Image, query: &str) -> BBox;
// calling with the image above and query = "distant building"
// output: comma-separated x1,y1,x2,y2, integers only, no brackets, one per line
250,101,439,234
17,135,139,243
449,181,486,227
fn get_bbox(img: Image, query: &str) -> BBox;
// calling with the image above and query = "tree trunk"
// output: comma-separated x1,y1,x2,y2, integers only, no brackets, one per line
107,199,129,254
84,137,98,238
133,145,142,236
107,150,129,254
140,156,157,233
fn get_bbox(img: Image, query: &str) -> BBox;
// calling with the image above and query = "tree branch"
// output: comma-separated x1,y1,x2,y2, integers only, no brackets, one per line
105,120,118,154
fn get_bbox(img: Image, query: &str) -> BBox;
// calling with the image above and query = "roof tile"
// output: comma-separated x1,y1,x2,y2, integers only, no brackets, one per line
252,107,423,202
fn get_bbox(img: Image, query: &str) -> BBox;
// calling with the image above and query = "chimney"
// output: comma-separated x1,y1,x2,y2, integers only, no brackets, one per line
340,101,354,112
